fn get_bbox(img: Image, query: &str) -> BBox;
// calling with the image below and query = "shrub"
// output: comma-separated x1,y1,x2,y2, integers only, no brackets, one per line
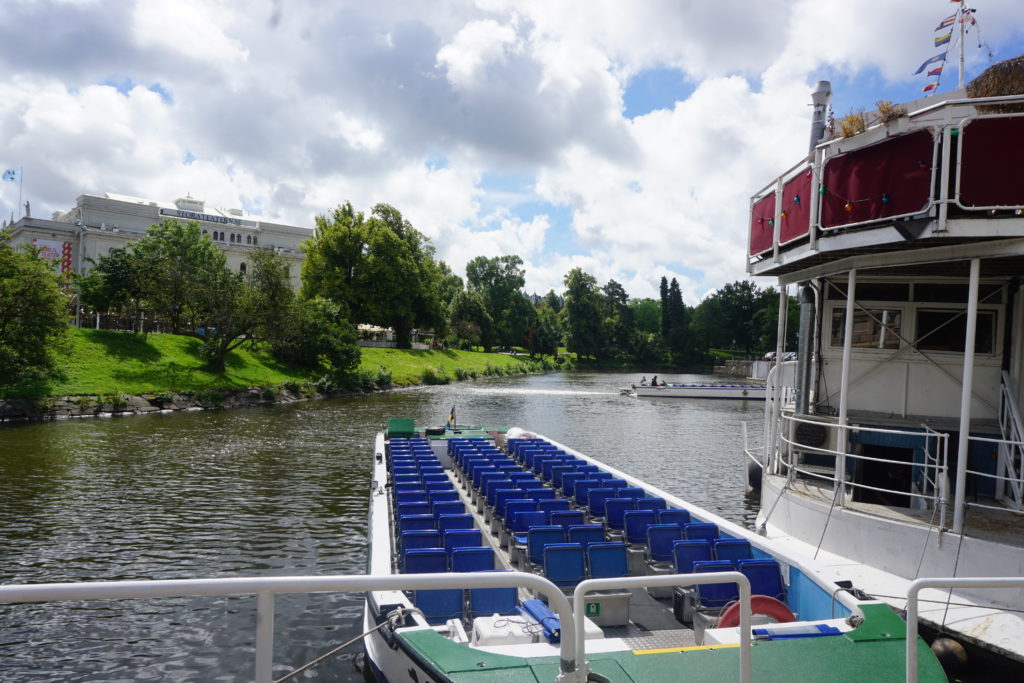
260,386,277,401
374,366,392,388
454,367,470,381
420,367,451,385
839,109,866,138
154,391,175,405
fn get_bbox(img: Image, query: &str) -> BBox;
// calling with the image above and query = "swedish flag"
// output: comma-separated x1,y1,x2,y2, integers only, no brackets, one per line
447,406,456,430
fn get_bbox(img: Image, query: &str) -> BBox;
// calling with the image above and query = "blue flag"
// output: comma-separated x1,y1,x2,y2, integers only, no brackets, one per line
2,168,20,182
914,52,947,75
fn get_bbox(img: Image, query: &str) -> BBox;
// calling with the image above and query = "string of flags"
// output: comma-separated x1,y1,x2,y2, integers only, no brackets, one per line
914,1,982,94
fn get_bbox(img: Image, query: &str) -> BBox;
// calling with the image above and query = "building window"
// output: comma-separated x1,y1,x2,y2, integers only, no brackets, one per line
202,229,207,236
916,309,996,353
831,309,902,349
240,262,247,274
246,235,252,245
252,236,257,246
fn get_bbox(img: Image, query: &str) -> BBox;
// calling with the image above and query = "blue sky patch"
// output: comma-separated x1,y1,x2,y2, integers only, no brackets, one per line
183,151,196,165
623,67,696,119
148,83,173,105
100,77,173,104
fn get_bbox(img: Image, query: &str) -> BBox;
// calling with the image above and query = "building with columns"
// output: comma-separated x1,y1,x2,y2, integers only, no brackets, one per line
3,192,310,289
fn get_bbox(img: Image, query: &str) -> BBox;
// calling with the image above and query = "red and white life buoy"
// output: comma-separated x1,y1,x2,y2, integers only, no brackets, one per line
717,595,796,629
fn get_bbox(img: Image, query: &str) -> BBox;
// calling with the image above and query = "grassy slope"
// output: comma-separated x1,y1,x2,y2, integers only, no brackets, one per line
1,329,538,398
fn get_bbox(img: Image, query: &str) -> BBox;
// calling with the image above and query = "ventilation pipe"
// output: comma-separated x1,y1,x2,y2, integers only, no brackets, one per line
809,81,832,153
795,283,816,413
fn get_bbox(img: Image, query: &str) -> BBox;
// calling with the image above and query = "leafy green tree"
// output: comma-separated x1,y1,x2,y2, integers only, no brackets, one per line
753,286,800,351
659,276,670,338
563,267,604,360
531,301,563,357
543,289,563,314
629,298,661,335
77,246,146,330
692,280,763,354
601,279,633,360
271,297,359,378
465,255,532,349
449,290,493,350
0,238,69,386
665,278,694,365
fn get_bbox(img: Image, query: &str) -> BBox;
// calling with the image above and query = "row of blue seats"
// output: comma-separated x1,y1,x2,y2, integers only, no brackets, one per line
398,512,475,534
687,558,786,610
514,525,606,568
403,545,517,624
541,541,629,589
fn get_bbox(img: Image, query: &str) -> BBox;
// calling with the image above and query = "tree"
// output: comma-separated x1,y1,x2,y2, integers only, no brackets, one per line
532,301,563,357
601,279,633,360
543,289,563,314
77,246,146,330
659,276,670,338
629,298,661,335
0,239,69,386
465,255,532,349
271,297,360,378
753,286,800,351
449,290,493,350
665,278,693,365
562,268,604,360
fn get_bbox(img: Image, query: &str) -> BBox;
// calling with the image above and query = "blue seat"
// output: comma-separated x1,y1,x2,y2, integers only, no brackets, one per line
543,543,586,589
428,490,461,505
492,489,523,513
713,539,753,566
646,524,684,563
572,479,602,506
395,492,429,505
587,542,629,579
623,510,657,545
684,523,719,542
692,560,739,610
508,472,536,484
672,539,713,574
586,488,617,517
550,465,574,487
636,497,668,513
517,480,545,491
444,528,483,551
422,474,449,485
739,559,786,601
437,513,475,532
509,510,547,534
394,483,424,493
425,482,455,493
502,501,537,528
560,472,587,496
527,526,566,567
392,466,417,477
451,546,494,572
537,499,571,517
658,509,692,526
548,510,586,528
469,570,518,618
603,478,628,490
404,547,447,573
528,489,556,502
604,499,635,531
567,524,606,549
400,529,441,551
432,501,465,517
398,514,436,533
616,487,645,501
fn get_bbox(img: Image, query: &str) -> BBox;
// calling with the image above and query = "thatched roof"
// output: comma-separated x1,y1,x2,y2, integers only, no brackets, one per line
966,54,1024,112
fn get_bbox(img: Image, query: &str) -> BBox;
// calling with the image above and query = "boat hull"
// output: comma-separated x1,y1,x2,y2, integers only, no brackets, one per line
634,384,766,399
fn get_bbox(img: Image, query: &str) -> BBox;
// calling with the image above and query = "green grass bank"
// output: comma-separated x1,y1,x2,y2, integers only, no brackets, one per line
1,329,555,399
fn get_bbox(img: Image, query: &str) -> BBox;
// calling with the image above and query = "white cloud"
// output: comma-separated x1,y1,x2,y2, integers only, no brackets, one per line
437,19,517,88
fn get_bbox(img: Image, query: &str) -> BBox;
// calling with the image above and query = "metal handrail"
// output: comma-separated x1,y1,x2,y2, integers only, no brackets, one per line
906,577,1024,682
572,572,753,683
0,571,576,683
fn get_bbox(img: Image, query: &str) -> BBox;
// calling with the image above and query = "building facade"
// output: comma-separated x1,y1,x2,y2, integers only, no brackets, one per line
3,192,310,289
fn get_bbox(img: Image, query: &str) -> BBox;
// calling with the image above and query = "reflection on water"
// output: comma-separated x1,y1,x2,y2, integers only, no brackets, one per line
0,371,761,681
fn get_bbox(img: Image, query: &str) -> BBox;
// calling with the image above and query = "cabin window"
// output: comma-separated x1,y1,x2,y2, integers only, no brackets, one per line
915,309,996,353
830,309,902,349
827,282,909,302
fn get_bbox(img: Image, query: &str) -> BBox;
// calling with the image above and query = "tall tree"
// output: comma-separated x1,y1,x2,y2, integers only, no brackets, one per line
629,298,661,335
0,238,69,386
562,268,604,360
601,279,633,360
659,276,670,338
465,255,531,349
532,301,563,357
665,278,692,364
449,290,493,350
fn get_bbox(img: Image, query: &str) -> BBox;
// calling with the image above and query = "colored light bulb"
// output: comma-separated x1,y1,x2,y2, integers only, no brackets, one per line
882,194,890,204
844,202,854,212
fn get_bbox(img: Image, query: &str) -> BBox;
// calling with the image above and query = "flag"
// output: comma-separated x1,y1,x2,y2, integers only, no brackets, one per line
960,8,976,24
447,405,456,430
1,168,20,182
914,52,947,74
928,66,943,76
935,15,955,30
935,31,952,46
923,82,939,93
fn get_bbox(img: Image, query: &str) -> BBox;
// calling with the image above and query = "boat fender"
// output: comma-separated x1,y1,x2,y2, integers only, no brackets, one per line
931,637,968,672
717,595,796,629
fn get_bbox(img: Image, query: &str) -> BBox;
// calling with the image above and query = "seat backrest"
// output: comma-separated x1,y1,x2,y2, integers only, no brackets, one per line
550,465,574,488
537,499,571,516
672,539,713,573
739,558,786,600
527,526,566,566
400,530,441,551
586,488,617,517
398,514,436,532
713,538,753,565
443,528,483,551
567,524,606,549
543,542,586,587
528,489,556,501
684,522,719,542
510,510,547,533
646,524,684,562
395,492,429,505
424,482,455,492
636,497,668,512
517,479,545,490
397,502,431,516
429,490,461,505
432,501,465,517
437,513,475,532
693,560,739,608
616,487,645,501
572,479,602,506
587,542,629,579
450,546,495,572
604,499,636,530
469,570,518,618
657,509,691,526
560,472,587,496
492,488,522,511
623,510,658,545
502,500,537,525
404,548,448,573
549,510,586,528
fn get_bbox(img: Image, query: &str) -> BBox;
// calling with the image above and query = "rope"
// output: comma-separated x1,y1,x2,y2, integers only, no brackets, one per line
865,594,1024,615
913,501,941,580
273,606,419,683
813,484,843,561
940,514,969,628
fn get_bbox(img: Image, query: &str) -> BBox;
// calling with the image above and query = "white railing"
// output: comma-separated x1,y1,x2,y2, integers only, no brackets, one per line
0,571,756,683
777,413,950,517
906,577,1024,682
994,370,1024,511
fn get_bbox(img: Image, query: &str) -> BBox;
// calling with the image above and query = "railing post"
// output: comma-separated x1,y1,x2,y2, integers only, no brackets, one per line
836,268,857,503
953,258,980,534
255,591,275,683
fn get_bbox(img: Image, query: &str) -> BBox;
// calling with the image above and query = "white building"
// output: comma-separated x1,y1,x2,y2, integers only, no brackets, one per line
2,192,310,289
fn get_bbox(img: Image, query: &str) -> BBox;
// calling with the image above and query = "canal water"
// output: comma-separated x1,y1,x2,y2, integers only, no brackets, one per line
0,371,762,682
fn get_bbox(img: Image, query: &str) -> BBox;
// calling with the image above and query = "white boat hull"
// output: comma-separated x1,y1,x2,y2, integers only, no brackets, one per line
633,384,766,400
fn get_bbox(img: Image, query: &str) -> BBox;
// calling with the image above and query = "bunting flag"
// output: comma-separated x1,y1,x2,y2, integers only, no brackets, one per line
961,8,976,24
923,82,939,93
914,52,947,74
935,31,952,46
928,66,944,77
936,15,956,30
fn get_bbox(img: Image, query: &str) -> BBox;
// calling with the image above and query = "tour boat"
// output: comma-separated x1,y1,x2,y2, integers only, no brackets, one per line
361,417,946,682
632,383,766,400
746,77,1024,677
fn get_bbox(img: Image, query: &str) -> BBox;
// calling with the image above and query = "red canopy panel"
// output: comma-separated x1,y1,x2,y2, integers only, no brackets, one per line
821,129,934,229
780,168,812,244
749,192,775,256
958,116,1024,208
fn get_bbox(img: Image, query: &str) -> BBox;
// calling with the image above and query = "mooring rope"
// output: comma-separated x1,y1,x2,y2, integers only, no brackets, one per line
273,606,421,683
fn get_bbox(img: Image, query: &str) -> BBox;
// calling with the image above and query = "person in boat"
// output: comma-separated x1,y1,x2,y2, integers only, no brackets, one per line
651,375,659,387
640,376,648,386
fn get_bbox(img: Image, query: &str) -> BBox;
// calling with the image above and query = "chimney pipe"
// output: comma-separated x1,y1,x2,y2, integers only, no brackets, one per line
809,80,832,153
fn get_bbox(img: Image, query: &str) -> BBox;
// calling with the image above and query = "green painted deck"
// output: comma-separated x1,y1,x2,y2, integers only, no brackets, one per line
399,605,947,682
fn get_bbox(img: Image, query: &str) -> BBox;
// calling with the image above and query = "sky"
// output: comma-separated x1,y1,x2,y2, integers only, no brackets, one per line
1,0,1022,304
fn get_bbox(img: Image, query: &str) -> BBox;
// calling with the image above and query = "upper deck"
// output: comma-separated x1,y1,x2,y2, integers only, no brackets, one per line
748,93,1024,282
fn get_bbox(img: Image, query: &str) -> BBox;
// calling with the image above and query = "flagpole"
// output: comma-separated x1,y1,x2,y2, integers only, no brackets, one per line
958,3,966,89
18,168,23,220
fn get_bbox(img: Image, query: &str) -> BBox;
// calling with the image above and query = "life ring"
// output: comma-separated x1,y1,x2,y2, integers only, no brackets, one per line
717,595,796,629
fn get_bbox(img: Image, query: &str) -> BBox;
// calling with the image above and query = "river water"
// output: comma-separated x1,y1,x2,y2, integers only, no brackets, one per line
0,371,762,682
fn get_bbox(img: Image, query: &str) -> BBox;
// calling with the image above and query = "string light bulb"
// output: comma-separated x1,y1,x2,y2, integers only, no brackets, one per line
882,193,890,204
793,196,801,205
844,202,854,212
